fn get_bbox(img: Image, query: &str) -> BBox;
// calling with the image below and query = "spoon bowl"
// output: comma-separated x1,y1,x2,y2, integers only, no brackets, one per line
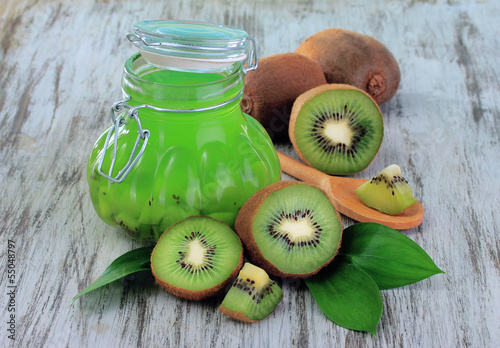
277,151,425,230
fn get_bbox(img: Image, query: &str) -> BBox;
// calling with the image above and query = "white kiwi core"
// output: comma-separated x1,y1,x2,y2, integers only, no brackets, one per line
186,239,206,266
279,219,315,241
380,164,402,177
322,119,353,146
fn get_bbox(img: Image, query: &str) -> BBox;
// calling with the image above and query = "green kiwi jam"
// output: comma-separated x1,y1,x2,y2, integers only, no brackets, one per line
87,54,281,241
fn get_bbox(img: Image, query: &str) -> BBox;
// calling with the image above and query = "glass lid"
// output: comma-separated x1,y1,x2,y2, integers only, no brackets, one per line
127,20,257,72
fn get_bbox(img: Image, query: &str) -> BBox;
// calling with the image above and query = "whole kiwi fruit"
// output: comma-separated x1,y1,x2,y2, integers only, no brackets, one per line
296,28,400,105
235,181,343,278
241,53,327,139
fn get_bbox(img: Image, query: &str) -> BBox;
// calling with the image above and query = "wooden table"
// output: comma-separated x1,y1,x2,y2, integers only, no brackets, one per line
1,0,499,347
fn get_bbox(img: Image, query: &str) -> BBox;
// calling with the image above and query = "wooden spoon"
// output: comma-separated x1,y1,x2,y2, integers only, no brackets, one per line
277,151,425,230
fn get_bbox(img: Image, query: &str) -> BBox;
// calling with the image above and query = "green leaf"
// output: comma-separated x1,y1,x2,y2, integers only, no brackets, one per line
72,245,154,304
305,257,383,336
339,223,445,290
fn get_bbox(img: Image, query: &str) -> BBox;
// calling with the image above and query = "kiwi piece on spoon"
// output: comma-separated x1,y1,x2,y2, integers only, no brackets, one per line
151,216,243,301
289,84,384,175
355,164,417,215
219,262,283,322
235,181,343,278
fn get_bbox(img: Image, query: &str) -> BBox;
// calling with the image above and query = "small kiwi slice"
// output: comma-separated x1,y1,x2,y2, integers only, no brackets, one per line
151,216,243,301
355,164,417,215
289,84,384,175
219,262,283,322
235,181,342,278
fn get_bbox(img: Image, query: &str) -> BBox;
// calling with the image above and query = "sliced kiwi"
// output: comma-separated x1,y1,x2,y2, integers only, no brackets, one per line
151,216,243,301
289,84,384,175
219,262,283,322
355,164,417,215
235,181,342,278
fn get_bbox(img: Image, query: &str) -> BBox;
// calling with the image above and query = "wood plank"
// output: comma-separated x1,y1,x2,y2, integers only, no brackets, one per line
0,0,498,347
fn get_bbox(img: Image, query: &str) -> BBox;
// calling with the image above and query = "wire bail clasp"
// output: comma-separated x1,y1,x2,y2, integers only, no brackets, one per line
244,37,258,72
97,98,150,184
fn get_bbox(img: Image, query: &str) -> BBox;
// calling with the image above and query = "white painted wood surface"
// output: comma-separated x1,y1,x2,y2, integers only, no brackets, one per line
1,0,499,347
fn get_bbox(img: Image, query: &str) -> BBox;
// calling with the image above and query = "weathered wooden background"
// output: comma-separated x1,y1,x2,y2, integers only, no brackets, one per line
1,0,499,347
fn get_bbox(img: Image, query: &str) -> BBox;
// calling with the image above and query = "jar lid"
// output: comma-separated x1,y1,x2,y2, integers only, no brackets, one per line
127,20,257,72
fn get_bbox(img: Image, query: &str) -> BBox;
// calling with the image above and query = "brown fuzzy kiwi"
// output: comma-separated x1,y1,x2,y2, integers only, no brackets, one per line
296,28,400,104
235,181,343,278
241,53,327,139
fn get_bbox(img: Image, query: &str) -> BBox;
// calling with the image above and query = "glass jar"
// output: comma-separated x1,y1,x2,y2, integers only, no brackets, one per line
87,20,281,241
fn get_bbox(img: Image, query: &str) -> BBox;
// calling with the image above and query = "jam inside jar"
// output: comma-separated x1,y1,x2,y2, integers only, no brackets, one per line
87,20,281,241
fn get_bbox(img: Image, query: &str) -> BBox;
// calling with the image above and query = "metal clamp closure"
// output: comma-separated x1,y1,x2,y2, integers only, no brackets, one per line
244,37,258,72
97,98,150,184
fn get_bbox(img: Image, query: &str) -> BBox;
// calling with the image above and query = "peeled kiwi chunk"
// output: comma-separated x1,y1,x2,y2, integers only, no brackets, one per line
355,164,417,215
289,84,384,175
235,181,343,278
219,262,283,322
151,216,243,301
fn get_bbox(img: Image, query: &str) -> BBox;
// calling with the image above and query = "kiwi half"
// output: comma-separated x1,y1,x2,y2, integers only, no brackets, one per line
235,181,342,278
151,216,243,301
289,84,384,175
219,262,283,322
355,164,417,215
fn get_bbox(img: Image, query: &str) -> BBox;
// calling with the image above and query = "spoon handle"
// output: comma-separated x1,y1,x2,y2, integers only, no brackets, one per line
277,151,332,192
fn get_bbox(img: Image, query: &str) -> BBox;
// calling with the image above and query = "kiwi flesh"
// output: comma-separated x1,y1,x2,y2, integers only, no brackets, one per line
241,53,327,139
296,28,401,105
235,181,342,278
289,84,384,175
355,164,417,215
219,262,283,322
151,216,243,301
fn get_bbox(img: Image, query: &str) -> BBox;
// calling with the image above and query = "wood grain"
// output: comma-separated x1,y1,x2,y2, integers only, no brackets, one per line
0,0,499,347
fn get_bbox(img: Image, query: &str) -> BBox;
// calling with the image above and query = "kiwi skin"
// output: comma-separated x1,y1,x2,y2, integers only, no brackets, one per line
235,181,342,278
241,53,327,139
220,306,255,323
289,83,384,175
296,28,400,105
150,216,243,301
